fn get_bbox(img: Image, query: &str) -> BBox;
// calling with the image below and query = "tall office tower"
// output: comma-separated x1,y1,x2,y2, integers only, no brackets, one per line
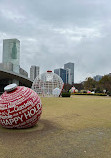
66,68,71,84
64,62,74,84
30,65,40,81
3,39,20,73
54,68,68,84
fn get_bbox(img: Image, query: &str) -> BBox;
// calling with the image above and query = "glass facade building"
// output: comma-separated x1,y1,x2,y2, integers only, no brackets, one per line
3,39,20,73
64,62,74,84
54,68,69,84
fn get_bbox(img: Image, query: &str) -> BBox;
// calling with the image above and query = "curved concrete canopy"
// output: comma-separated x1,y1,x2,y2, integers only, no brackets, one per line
0,68,33,87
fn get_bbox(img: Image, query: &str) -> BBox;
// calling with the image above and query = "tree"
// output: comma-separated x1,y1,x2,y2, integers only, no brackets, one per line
99,75,111,93
84,77,97,91
74,83,84,91
63,84,72,92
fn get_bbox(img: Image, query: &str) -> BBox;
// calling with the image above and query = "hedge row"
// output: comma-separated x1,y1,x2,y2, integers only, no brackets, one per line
62,92,71,97
72,93,107,96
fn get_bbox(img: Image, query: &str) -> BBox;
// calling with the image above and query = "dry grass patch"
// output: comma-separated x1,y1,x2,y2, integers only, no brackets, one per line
0,95,111,158
41,95,111,130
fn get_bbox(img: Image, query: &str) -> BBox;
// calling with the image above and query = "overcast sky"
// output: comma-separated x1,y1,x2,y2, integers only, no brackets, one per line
0,0,111,83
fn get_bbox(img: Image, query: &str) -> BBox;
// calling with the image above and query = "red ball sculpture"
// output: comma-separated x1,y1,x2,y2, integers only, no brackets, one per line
0,84,42,128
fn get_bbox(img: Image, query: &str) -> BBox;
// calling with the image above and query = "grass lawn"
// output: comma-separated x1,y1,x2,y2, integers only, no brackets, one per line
0,95,111,158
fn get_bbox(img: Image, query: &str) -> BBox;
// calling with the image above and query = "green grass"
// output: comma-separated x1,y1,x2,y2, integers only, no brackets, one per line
1,95,111,158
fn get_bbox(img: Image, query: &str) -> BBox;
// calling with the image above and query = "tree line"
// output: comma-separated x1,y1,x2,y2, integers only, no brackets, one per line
84,75,111,94
63,75,111,94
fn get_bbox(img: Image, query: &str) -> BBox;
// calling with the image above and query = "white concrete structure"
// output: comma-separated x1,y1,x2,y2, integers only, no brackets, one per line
0,67,32,92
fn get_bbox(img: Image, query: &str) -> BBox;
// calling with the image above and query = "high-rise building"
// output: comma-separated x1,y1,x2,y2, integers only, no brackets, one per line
66,68,71,84
64,62,74,84
19,67,28,77
30,66,40,81
3,39,20,73
54,68,69,84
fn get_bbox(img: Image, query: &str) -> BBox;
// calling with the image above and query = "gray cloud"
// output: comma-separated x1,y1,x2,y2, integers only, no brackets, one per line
0,0,111,82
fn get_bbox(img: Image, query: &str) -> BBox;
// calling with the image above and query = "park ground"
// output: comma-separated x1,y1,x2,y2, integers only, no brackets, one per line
0,95,111,158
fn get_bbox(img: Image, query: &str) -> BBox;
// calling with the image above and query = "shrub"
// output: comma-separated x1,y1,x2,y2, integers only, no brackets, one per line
95,93,107,96
83,90,87,93
72,93,107,96
62,92,71,97
107,91,111,96
80,90,87,93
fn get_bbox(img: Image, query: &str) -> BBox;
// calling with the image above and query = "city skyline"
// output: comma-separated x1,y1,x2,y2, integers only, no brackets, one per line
0,37,109,84
0,0,111,82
